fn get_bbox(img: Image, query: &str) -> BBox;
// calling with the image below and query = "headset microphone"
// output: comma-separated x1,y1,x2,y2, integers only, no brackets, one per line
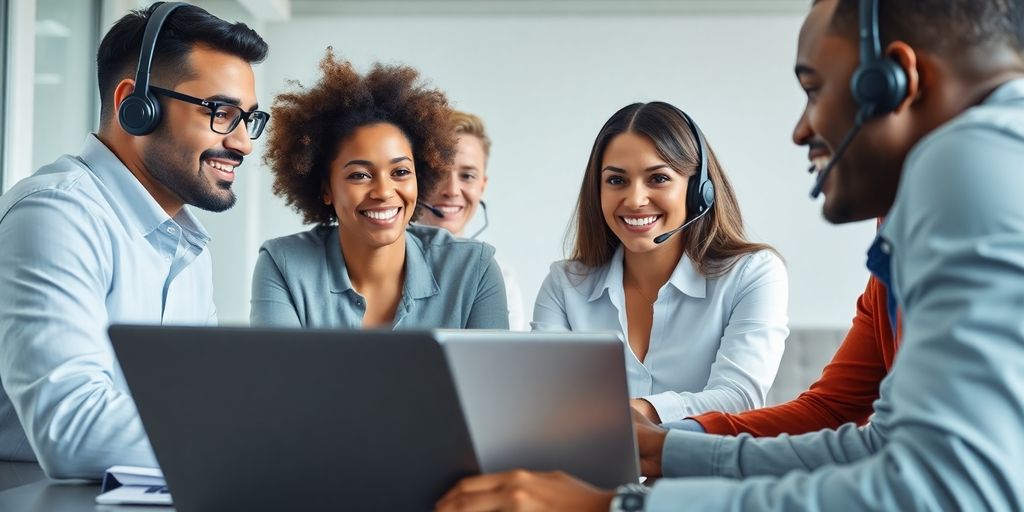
416,201,445,219
652,104,715,245
468,201,489,239
809,109,868,199
810,0,907,200
653,208,710,244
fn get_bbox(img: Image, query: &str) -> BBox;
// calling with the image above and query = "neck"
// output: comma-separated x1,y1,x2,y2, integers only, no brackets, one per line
96,128,185,218
339,228,407,292
622,237,685,292
918,51,1024,135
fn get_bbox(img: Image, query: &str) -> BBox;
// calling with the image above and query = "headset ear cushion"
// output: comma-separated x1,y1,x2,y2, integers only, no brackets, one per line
118,92,161,136
700,180,715,211
852,59,908,117
687,174,715,215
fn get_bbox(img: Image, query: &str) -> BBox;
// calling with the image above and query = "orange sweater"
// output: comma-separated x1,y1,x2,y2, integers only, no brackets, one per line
694,276,899,436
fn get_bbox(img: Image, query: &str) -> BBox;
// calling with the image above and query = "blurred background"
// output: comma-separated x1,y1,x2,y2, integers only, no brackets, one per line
1,0,874,330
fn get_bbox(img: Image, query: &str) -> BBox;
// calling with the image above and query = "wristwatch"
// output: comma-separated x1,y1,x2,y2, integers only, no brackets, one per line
609,482,651,512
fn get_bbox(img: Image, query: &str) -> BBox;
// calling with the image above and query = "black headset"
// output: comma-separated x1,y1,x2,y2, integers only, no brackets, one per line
118,2,187,136
653,103,715,244
810,0,909,198
851,0,907,118
678,108,715,218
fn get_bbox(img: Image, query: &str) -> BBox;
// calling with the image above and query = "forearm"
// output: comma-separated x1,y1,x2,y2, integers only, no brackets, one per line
694,392,868,437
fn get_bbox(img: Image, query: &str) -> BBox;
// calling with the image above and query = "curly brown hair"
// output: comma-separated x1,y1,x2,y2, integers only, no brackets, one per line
263,48,456,225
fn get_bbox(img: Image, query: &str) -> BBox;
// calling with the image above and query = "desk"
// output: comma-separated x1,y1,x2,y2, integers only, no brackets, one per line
0,462,173,511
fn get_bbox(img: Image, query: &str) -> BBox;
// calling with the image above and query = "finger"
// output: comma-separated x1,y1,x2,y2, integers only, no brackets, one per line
436,488,509,512
438,471,520,504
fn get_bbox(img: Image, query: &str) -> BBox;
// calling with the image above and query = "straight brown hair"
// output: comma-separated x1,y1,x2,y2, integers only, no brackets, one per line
567,102,777,277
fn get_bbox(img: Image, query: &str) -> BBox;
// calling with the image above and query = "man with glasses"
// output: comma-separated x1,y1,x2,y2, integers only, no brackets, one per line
0,3,268,479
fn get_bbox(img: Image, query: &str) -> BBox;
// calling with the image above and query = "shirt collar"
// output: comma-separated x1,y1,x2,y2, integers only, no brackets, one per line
326,226,440,300
587,245,707,302
402,230,440,300
80,134,210,244
984,77,1024,105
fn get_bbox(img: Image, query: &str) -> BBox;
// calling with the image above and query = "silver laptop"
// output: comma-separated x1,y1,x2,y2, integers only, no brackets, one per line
109,326,478,511
436,330,639,488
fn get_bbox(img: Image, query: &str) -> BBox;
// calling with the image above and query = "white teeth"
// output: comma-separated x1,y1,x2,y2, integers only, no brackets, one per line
362,208,399,220
811,156,830,172
205,160,235,173
438,206,463,214
623,215,659,227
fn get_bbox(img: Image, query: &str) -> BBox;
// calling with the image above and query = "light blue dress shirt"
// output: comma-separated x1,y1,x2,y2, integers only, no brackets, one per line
533,248,789,423
250,224,509,329
646,79,1024,511
0,135,217,479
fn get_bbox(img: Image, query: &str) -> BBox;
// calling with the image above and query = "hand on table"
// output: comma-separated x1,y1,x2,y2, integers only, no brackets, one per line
631,407,669,478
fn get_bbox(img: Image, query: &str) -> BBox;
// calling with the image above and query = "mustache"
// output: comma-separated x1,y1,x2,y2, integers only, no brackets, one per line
200,149,244,166
807,140,830,158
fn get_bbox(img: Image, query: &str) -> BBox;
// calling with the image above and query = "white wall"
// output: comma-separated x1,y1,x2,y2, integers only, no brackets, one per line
8,2,874,328
204,11,874,328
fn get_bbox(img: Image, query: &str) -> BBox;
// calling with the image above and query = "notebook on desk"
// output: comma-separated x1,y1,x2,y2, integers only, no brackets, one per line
95,465,169,506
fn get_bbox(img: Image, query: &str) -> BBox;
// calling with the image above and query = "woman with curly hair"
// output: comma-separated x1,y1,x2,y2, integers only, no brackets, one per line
251,50,508,329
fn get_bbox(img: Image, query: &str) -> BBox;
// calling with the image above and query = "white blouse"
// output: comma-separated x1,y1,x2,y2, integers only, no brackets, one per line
531,247,789,423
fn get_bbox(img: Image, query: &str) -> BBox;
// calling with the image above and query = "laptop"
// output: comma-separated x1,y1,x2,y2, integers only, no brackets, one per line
436,330,639,488
109,326,478,511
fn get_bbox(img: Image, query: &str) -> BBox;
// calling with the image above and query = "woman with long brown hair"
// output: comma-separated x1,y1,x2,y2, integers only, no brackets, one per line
532,102,788,424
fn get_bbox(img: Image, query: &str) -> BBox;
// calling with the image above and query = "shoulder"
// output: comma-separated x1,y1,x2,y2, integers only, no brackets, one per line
888,97,1024,239
903,86,1024,193
725,249,788,288
258,225,333,266
408,224,497,263
540,259,605,297
0,156,106,225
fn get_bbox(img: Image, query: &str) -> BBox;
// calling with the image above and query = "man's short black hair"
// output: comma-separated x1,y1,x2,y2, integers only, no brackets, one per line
828,0,1024,55
96,2,268,126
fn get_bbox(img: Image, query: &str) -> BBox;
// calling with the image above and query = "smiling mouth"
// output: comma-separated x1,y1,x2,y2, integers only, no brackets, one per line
203,159,238,180
436,205,464,216
620,214,662,231
809,155,832,175
360,207,401,223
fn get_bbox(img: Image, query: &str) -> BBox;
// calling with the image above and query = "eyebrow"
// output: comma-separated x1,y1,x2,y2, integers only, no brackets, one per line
344,156,412,168
601,164,671,173
206,94,242,106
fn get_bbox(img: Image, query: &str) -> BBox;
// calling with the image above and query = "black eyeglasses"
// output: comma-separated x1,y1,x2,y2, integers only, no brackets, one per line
150,86,269,140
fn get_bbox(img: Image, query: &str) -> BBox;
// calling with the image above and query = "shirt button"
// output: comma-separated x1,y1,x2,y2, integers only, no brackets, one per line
880,241,892,254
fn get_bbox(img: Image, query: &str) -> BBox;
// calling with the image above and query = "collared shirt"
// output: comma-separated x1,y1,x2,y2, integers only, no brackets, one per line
532,247,789,423
647,78,1024,511
0,135,217,479
249,224,509,329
